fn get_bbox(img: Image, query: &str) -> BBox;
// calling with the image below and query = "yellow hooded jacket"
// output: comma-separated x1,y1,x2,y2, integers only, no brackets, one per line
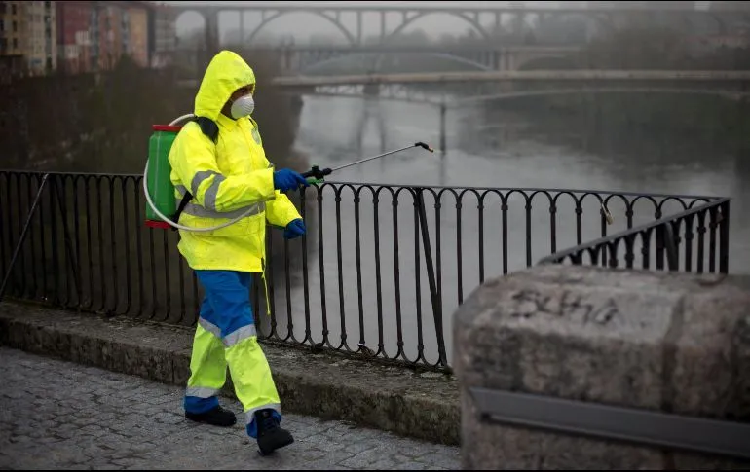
168,51,302,274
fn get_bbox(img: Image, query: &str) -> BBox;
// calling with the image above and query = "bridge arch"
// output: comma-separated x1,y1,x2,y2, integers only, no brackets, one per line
242,11,357,46
298,52,494,76
383,12,491,45
173,10,209,48
174,9,207,22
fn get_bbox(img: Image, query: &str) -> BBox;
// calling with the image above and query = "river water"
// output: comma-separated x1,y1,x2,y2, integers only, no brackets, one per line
263,94,750,366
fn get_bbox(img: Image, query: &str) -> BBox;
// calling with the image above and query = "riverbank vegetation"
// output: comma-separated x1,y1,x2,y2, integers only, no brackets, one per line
0,48,304,174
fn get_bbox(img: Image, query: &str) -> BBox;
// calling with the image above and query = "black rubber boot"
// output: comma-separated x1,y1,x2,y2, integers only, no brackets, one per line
255,409,294,456
185,406,237,427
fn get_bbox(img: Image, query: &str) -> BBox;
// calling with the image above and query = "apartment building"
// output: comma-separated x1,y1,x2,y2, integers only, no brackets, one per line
2,1,174,75
0,2,24,55
149,1,176,68
0,1,27,76
127,4,148,67
26,1,56,74
57,1,153,73
56,1,94,73
95,2,124,70
0,1,56,76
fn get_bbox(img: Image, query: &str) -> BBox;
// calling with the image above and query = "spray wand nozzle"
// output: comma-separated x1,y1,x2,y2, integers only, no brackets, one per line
301,165,332,183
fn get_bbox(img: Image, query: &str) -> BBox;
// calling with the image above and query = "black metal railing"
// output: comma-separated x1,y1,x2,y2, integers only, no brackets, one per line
0,171,731,371
538,198,731,273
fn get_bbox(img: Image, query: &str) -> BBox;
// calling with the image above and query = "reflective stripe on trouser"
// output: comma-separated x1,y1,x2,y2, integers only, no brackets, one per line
184,270,282,437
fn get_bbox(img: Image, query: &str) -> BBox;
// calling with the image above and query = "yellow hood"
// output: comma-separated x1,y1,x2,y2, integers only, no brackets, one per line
194,50,256,121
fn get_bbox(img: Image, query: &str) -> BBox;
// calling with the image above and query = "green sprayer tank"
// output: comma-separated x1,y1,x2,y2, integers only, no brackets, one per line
144,125,182,229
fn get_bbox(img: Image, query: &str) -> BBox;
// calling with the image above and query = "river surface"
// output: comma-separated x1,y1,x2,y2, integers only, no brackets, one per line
267,95,750,366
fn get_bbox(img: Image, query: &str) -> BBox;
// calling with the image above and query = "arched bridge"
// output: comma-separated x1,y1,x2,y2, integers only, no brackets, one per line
171,2,747,53
272,70,750,89
300,84,750,107
276,45,582,75
177,70,750,100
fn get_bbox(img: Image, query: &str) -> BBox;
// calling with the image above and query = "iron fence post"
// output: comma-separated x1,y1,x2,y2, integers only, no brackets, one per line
719,200,731,273
663,222,679,272
0,173,49,303
414,187,448,367
52,176,83,308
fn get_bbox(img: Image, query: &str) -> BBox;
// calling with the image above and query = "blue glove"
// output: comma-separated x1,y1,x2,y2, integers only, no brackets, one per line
283,218,306,239
273,169,309,192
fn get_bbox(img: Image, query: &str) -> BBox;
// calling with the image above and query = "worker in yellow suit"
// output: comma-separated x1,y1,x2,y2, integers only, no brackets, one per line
168,50,308,455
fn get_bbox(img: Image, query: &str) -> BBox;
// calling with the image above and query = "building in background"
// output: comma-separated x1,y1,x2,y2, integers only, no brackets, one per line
94,2,124,70
0,1,29,76
3,0,176,76
56,1,165,73
0,1,57,77
149,1,176,68
25,1,56,74
127,3,148,67
56,1,93,73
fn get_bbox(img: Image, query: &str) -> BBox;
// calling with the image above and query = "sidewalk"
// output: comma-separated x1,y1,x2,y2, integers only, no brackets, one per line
0,347,460,470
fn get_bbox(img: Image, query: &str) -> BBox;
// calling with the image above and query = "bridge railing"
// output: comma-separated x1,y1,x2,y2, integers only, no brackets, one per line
538,197,731,273
0,171,730,371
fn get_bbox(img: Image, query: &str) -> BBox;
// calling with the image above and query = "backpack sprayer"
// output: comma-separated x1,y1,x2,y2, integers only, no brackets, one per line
142,113,435,232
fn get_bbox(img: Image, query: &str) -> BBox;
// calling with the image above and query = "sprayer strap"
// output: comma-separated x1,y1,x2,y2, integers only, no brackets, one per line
170,192,194,231
167,116,220,232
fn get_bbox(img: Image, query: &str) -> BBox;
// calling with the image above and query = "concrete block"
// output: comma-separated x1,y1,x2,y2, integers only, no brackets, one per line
454,265,750,470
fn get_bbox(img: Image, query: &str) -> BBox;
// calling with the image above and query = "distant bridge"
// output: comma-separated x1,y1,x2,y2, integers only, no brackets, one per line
274,45,582,74
172,2,748,52
272,70,750,89
301,85,750,107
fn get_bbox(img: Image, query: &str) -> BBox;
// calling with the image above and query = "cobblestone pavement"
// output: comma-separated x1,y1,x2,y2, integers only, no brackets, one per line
0,347,460,470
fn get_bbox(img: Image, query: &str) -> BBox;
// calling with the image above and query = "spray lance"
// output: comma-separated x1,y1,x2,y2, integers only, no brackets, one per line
300,141,434,185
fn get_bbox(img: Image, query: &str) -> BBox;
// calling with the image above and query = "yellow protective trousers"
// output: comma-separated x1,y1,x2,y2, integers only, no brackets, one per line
183,270,281,438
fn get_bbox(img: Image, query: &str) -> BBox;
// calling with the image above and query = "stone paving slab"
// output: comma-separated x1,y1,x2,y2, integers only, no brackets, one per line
0,347,460,470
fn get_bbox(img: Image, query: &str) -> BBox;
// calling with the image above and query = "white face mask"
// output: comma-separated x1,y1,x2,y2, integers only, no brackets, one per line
230,93,254,119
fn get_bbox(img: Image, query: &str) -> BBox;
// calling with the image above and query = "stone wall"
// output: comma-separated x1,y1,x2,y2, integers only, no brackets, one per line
454,265,750,469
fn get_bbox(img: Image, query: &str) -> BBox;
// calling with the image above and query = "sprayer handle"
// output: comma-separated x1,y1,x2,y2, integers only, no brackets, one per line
301,165,332,184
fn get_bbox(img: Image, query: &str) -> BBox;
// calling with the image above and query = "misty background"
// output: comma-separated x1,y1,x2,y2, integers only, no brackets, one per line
1,0,748,367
